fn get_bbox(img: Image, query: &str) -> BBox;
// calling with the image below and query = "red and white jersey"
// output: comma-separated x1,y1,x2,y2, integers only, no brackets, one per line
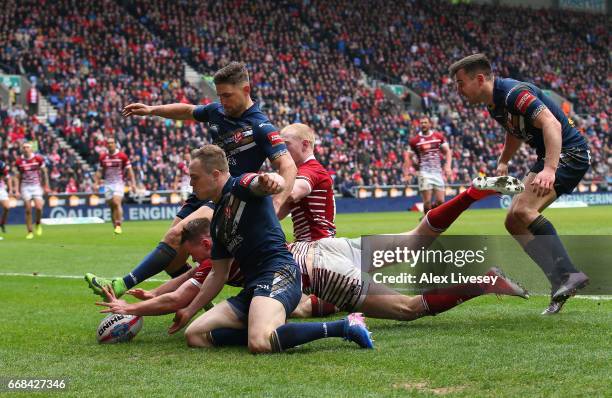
192,258,244,287
178,161,190,187
409,131,446,175
16,154,45,187
99,151,131,185
290,157,336,242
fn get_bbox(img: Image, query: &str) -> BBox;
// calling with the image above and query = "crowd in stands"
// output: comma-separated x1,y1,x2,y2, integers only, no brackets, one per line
0,0,608,194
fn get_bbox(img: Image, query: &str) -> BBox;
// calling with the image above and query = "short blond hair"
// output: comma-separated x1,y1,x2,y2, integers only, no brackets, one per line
190,144,229,172
281,123,315,149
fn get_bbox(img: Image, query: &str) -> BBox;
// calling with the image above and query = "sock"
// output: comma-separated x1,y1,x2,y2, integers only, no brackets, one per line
425,189,482,231
167,264,192,278
523,239,561,288
271,320,346,352
122,242,177,289
1,209,7,225
209,328,248,346
422,283,486,315
115,221,122,227
310,295,338,317
423,203,431,215
527,215,579,279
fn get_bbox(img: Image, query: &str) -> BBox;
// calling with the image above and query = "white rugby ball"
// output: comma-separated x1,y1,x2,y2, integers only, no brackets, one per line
97,314,143,344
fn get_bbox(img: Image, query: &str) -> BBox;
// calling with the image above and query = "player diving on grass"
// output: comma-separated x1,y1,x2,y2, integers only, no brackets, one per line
449,53,591,314
85,61,297,296
98,145,529,335
131,144,373,353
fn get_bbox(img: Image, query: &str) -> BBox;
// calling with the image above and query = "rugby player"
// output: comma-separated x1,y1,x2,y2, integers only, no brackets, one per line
94,137,136,234
15,142,48,239
167,144,373,353
278,123,336,241
174,152,193,202
85,62,297,297
449,53,591,314
0,157,14,234
405,117,452,216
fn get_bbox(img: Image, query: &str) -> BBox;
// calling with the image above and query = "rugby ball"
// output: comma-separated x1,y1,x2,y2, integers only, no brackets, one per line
96,314,143,344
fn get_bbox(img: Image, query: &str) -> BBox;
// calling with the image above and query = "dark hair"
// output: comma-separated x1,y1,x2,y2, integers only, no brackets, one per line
180,218,211,244
448,53,492,78
213,62,249,85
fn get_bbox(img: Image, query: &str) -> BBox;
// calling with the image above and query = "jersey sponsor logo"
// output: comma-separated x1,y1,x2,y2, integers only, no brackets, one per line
267,131,283,146
258,122,273,128
514,90,536,114
233,132,244,143
239,173,258,187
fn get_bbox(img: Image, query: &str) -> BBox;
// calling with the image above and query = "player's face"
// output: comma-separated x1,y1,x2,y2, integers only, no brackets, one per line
23,144,32,157
189,159,217,200
184,237,212,263
107,139,117,153
454,69,482,104
216,83,249,118
281,132,303,164
420,119,430,132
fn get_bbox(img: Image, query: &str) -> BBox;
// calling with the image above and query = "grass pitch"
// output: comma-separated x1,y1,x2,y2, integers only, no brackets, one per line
0,207,611,397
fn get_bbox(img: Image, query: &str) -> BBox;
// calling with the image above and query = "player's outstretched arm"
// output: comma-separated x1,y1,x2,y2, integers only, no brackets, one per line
168,258,231,334
97,284,195,316
122,103,196,121
128,266,196,299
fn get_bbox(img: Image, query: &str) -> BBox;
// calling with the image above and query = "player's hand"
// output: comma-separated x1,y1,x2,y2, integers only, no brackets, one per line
96,286,130,314
168,307,195,335
122,103,153,117
496,162,509,176
531,167,555,197
259,173,285,195
443,166,452,179
126,288,154,301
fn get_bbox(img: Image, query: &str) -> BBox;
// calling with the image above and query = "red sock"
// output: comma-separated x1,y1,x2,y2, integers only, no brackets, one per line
115,221,122,227
425,188,496,231
422,283,486,315
310,295,338,317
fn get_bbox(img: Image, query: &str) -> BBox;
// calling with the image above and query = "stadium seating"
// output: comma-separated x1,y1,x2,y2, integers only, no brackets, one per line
0,0,608,192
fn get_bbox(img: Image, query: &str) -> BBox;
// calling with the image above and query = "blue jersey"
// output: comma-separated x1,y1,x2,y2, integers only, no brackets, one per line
210,174,294,283
489,78,586,158
192,102,288,175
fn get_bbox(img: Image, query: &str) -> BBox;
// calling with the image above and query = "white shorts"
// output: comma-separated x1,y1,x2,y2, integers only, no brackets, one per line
104,183,125,201
180,185,193,201
308,237,370,311
0,188,8,202
21,185,43,201
418,172,444,191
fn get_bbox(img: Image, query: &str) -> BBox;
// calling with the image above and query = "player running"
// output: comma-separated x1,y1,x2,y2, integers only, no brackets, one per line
15,142,48,239
165,144,373,353
85,62,297,296
0,157,14,234
405,117,452,216
449,53,591,314
94,137,137,234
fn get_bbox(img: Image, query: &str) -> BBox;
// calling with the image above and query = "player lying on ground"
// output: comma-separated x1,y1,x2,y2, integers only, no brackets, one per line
96,218,335,321
165,145,373,353
99,174,528,331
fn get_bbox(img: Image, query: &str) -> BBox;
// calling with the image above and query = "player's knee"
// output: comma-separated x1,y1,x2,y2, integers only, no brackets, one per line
508,205,534,226
248,332,273,354
184,327,213,348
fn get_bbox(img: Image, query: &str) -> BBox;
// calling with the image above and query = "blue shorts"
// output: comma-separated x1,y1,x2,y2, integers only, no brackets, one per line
176,194,215,219
226,262,302,321
530,144,590,197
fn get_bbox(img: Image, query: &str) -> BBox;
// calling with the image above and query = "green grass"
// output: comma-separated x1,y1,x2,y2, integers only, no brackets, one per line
0,207,611,397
